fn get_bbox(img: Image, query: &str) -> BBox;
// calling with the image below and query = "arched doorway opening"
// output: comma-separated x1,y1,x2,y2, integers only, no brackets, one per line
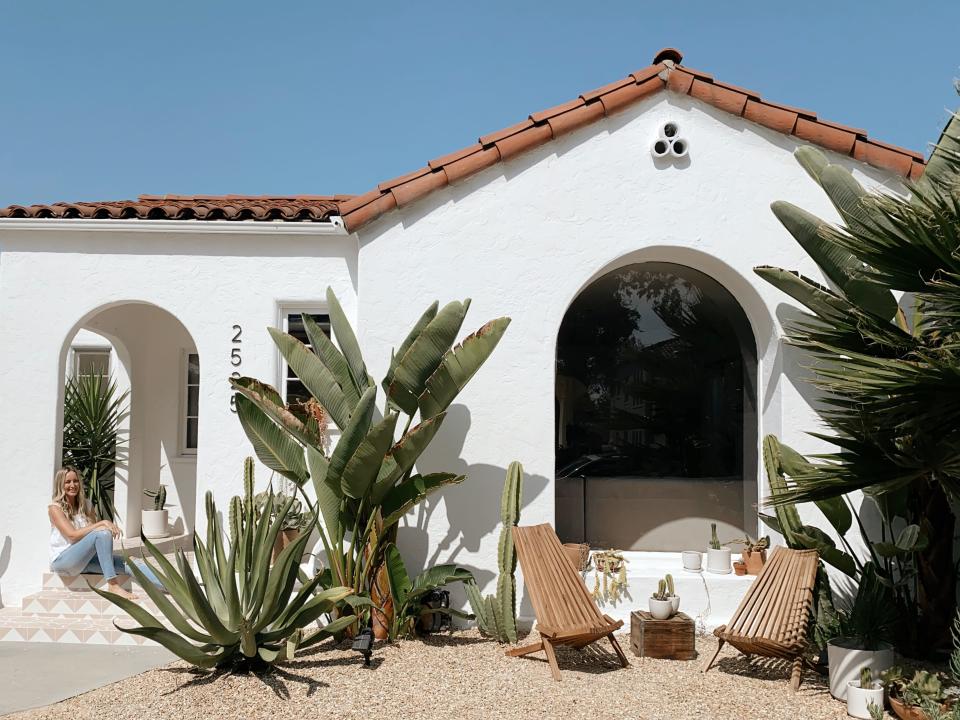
555,262,758,551
58,302,199,541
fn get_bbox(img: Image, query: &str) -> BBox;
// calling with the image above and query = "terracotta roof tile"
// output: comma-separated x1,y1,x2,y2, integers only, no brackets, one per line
3,48,926,230
0,195,345,222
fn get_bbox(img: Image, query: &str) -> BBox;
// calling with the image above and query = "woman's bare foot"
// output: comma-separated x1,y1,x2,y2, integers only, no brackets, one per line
105,580,138,601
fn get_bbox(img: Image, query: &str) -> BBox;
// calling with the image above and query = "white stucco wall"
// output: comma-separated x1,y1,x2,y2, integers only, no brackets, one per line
353,92,905,615
0,224,357,605
0,91,907,623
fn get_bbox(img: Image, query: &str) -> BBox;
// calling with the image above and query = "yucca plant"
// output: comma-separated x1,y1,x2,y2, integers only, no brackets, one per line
229,288,509,634
94,490,355,669
61,373,129,522
756,105,960,655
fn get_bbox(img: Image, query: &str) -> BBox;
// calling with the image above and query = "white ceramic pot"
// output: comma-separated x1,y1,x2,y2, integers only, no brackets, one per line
141,509,169,539
846,680,884,719
706,547,732,574
681,550,702,572
669,595,680,614
649,598,673,620
827,639,895,700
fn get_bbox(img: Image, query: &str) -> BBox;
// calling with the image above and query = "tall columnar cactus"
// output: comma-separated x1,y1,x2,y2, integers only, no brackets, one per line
154,485,166,511
665,573,675,597
466,461,523,643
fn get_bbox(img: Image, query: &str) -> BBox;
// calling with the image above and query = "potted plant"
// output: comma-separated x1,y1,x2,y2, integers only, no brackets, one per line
729,535,769,575
828,564,898,700
664,573,680,614
733,560,747,576
254,490,308,562
649,578,673,620
142,485,169,539
705,523,731,574
847,667,885,720
883,668,955,720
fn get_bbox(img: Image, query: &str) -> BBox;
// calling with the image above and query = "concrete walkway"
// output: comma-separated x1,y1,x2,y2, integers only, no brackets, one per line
0,642,174,716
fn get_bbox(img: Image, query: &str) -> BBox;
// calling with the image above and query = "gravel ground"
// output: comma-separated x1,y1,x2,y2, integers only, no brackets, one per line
7,630,879,720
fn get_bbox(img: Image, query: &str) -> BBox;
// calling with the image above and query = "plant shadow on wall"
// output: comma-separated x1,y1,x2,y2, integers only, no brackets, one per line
756,104,960,661
229,288,511,642
0,535,11,608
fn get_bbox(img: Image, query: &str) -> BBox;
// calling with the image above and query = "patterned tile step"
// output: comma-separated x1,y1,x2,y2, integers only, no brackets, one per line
0,611,156,646
21,591,162,618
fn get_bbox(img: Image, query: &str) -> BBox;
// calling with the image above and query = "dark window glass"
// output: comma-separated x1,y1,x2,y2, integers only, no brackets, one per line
184,353,199,450
285,313,330,405
555,263,757,551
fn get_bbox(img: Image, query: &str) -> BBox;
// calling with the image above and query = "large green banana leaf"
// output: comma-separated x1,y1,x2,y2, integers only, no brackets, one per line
326,287,373,394
235,395,308,484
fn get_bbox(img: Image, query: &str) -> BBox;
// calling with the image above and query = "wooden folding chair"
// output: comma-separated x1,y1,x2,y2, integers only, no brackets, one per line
506,523,629,681
702,547,818,691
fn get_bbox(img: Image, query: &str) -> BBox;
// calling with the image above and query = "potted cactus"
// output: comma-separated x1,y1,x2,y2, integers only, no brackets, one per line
847,667,886,720
705,523,732,574
649,578,673,620
142,484,169,539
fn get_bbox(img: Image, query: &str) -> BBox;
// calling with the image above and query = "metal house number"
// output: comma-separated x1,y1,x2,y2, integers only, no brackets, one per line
230,324,242,413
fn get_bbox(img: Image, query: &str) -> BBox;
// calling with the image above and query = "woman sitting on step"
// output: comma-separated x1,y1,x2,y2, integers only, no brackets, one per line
48,466,164,600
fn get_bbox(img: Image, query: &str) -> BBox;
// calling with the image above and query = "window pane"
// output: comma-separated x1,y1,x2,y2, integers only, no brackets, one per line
186,418,199,449
187,386,199,417
555,263,756,551
283,312,330,403
187,354,200,385
76,351,109,378
286,379,310,404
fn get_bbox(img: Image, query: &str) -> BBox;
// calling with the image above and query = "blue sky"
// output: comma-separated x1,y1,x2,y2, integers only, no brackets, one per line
1,1,957,208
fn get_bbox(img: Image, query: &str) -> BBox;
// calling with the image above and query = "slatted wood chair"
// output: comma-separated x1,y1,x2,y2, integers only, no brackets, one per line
506,523,629,681
702,547,819,691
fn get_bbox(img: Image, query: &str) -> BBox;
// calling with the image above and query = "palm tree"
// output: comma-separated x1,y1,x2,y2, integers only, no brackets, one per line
756,107,960,655
61,373,130,521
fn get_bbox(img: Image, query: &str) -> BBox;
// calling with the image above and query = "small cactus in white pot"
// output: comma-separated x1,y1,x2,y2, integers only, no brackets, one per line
846,667,884,720
649,578,673,620
665,573,680,614
142,485,169,539
705,523,732,574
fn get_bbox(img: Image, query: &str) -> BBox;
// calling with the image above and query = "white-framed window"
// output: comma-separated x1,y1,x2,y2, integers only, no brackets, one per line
180,352,199,454
277,305,331,405
71,347,111,381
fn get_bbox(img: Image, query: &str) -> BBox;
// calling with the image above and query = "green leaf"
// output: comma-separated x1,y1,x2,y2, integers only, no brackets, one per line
230,377,320,448
814,496,853,536
380,473,465,528
771,199,897,320
795,146,829,184
326,288,372,394
326,386,376,490
308,447,340,540
302,312,361,410
235,395,308,484
340,413,398,500
109,624,230,669
268,326,352,430
896,524,927,552
383,301,439,398
371,414,446,505
418,317,511,419
389,300,471,414
384,544,412,607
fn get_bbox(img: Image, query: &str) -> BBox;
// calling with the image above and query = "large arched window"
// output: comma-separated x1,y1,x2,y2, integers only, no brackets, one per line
555,262,757,551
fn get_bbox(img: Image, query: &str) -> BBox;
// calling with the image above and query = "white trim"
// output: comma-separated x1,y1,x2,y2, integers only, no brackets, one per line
0,217,348,235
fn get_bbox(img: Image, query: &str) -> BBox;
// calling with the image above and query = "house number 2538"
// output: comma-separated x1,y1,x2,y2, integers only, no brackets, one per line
229,324,242,413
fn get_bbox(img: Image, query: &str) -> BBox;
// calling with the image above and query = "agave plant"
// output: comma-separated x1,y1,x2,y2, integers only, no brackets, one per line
94,490,355,669
756,108,960,654
61,373,129,522
229,288,509,633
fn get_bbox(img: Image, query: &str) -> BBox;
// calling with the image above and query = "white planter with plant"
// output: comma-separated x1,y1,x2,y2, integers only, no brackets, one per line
649,577,673,619
845,669,885,720
706,523,732,574
142,485,169,539
828,639,894,700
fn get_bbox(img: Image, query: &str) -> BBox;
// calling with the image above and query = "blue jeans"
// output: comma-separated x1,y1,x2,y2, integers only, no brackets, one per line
50,528,164,590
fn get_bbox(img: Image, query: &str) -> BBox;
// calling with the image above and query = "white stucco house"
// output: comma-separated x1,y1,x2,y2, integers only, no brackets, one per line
0,48,928,635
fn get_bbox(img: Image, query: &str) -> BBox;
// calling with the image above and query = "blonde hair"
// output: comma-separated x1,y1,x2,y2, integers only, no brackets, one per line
52,467,96,524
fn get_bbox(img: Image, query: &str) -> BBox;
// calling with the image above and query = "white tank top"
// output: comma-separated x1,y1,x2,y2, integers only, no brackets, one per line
49,505,90,565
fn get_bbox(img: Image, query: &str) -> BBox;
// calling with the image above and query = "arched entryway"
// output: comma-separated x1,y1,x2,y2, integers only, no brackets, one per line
555,262,758,551
57,302,199,540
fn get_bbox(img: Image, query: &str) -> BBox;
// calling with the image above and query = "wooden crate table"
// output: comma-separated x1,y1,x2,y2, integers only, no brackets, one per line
630,610,696,660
